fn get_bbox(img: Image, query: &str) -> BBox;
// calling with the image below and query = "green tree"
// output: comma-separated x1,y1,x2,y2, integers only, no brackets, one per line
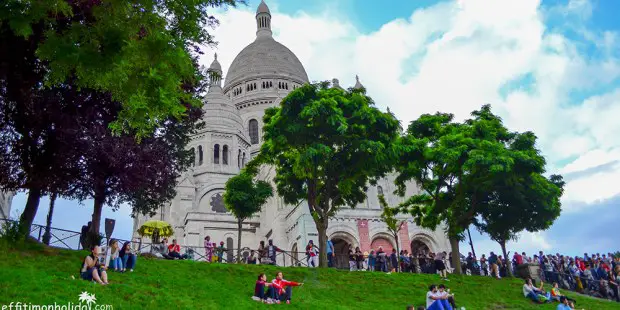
378,195,405,260
0,0,240,137
224,166,273,263
255,82,400,267
395,105,527,274
394,112,473,274
472,131,564,276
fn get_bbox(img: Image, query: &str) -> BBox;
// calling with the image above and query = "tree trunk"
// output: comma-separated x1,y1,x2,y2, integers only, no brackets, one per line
467,227,476,258
316,215,329,268
499,239,513,277
394,233,400,272
89,183,106,237
237,218,243,263
42,193,57,245
449,236,462,275
19,187,42,237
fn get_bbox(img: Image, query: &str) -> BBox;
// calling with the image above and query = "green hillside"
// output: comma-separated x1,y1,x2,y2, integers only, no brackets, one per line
0,242,616,310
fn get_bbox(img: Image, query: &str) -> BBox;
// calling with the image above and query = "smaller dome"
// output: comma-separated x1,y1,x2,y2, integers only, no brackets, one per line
257,0,270,14
203,89,245,135
354,75,364,89
209,53,222,72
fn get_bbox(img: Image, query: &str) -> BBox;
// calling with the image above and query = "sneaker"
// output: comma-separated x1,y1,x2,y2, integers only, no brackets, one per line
286,300,290,304
130,269,133,272
275,300,281,304
251,296,261,302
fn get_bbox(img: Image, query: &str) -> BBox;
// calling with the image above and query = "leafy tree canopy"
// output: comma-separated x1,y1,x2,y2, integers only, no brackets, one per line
224,166,273,223
254,82,401,267
0,0,239,137
394,104,562,274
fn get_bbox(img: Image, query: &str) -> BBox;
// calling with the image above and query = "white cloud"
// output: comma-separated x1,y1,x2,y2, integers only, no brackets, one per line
202,0,620,209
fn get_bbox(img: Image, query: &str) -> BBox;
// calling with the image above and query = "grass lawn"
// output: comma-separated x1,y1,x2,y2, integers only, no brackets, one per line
0,242,616,310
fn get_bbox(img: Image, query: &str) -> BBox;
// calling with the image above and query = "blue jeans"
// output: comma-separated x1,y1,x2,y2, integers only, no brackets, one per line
109,257,122,270
327,253,333,267
121,254,137,270
428,299,452,310
267,286,292,301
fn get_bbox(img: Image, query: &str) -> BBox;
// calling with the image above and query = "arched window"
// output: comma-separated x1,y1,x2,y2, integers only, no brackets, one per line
238,150,242,167
190,147,195,166
242,152,246,167
222,145,229,165
198,145,204,166
213,144,220,164
377,186,383,196
285,83,288,90
249,119,259,145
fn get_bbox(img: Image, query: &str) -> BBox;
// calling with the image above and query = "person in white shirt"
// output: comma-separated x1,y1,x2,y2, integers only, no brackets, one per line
438,284,456,309
523,278,550,303
426,284,452,310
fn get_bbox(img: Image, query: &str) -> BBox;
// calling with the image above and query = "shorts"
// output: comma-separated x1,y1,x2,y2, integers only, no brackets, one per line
81,267,95,281
435,259,446,271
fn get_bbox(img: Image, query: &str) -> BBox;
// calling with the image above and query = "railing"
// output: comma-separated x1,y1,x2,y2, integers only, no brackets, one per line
0,218,130,251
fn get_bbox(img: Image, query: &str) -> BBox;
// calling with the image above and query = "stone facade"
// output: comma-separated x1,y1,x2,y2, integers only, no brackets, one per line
133,1,450,261
0,190,13,219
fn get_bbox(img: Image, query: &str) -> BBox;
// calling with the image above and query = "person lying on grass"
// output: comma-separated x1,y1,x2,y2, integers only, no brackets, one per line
426,284,452,310
80,245,108,285
523,278,551,303
267,271,304,304
252,273,274,303
551,282,576,305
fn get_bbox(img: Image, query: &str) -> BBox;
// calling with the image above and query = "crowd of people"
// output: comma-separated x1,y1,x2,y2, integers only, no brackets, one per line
462,250,620,303
78,235,617,309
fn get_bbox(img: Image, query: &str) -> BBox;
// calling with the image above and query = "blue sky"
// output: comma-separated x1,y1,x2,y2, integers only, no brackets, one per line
10,0,620,257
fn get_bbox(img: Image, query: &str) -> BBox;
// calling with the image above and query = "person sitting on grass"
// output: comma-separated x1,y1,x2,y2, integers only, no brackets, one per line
426,284,452,310
105,239,122,271
557,296,574,310
523,278,550,303
267,271,304,304
438,284,456,309
167,239,184,259
252,273,273,303
80,245,108,285
550,282,576,305
119,241,137,272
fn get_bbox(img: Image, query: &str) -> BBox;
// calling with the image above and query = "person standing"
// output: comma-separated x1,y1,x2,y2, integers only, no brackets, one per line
326,239,335,267
355,247,364,271
489,252,500,279
258,241,267,264
367,250,376,271
267,239,281,266
305,240,319,267
348,246,357,271
204,236,215,262
435,251,448,280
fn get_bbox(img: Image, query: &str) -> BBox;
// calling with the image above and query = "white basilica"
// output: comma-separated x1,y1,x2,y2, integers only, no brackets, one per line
133,0,450,267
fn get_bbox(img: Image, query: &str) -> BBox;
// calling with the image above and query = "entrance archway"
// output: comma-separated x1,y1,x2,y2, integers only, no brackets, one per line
371,236,394,253
411,239,430,256
291,243,299,266
332,238,352,269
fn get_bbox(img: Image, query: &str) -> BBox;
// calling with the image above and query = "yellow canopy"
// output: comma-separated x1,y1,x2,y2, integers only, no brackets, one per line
137,220,174,238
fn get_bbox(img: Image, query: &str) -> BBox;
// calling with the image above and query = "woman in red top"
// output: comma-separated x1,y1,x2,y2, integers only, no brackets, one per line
267,271,304,304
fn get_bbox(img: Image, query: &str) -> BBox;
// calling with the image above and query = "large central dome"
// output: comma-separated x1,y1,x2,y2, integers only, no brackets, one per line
223,1,308,90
